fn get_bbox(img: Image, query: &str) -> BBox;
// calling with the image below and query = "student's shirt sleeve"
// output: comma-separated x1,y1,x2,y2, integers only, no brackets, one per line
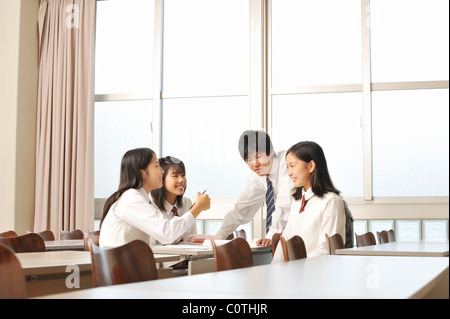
216,174,265,239
310,196,345,257
116,191,195,245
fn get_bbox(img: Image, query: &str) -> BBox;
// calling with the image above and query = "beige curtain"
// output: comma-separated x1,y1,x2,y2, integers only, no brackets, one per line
34,0,96,238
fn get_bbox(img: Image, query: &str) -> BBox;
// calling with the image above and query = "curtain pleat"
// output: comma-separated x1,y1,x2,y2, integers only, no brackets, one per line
35,0,95,238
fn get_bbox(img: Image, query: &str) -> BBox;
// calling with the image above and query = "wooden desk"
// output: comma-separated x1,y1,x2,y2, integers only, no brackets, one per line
16,251,180,297
151,242,273,275
335,242,449,257
44,239,85,251
37,255,449,299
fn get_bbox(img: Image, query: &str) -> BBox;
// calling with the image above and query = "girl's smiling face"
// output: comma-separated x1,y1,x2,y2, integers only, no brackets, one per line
164,166,187,198
286,152,315,191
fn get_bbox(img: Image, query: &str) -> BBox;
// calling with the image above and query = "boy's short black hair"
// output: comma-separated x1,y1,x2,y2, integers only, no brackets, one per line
238,130,275,161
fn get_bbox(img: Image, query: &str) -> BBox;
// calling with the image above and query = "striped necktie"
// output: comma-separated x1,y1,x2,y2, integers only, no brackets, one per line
265,178,275,235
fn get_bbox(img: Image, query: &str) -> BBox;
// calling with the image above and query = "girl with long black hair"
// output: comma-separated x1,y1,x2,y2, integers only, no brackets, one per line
99,148,210,247
272,141,345,262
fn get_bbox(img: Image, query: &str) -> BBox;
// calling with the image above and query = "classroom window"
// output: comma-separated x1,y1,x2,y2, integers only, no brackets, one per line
94,0,155,200
372,89,449,197
161,0,250,199
370,0,449,82
161,97,250,198
95,101,153,198
395,220,421,242
271,0,362,87
95,0,154,94
423,220,449,240
271,92,363,197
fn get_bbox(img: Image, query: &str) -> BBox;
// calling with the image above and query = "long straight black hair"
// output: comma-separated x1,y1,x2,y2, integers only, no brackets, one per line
287,141,340,200
151,156,186,212
100,148,156,227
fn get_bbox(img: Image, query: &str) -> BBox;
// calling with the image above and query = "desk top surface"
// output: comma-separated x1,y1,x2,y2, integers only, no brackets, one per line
335,241,449,257
44,240,85,250
16,250,180,270
151,242,272,256
37,255,449,299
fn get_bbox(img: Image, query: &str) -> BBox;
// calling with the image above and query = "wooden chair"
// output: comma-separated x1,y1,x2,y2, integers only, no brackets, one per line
0,233,46,253
211,237,253,272
388,229,396,242
355,232,376,247
0,230,18,238
233,229,247,240
271,233,282,256
90,240,158,287
280,235,307,262
325,233,344,255
28,230,55,241
60,229,84,240
377,230,389,244
89,229,100,236
84,234,100,251
0,244,27,299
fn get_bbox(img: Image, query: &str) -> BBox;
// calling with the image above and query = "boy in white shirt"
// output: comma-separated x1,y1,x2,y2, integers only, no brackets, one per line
215,130,294,245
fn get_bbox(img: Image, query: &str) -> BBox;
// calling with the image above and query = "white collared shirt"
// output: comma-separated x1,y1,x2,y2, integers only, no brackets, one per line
272,188,346,263
162,197,197,243
99,188,195,248
216,150,294,239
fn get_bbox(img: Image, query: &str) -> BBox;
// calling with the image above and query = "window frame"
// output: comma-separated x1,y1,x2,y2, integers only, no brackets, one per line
94,0,449,238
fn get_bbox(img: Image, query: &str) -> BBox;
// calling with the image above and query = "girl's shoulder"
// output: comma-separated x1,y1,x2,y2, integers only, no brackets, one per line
321,191,342,203
120,188,149,203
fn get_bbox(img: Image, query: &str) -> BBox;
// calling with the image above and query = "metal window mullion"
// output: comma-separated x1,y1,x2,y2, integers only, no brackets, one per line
152,0,164,157
361,0,373,202
250,0,267,131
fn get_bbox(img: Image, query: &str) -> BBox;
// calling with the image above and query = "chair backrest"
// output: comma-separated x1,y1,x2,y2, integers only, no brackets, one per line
0,230,18,238
89,229,100,236
0,244,27,299
28,230,55,241
60,229,84,240
84,234,100,251
271,233,282,256
325,233,345,255
211,238,253,272
233,229,247,240
355,232,376,247
377,230,389,244
90,240,158,287
280,235,307,261
388,229,396,242
0,233,46,253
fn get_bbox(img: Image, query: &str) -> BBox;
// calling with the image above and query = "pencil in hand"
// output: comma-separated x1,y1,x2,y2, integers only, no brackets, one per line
190,189,207,209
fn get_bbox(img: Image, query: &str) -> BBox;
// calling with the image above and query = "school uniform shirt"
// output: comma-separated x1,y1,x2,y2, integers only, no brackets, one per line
216,150,294,239
272,188,346,263
99,187,195,248
162,198,197,244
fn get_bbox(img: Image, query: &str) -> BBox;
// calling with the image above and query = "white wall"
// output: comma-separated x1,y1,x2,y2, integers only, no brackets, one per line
0,0,39,234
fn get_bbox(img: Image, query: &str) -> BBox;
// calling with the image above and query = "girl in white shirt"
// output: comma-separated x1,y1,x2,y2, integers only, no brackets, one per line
99,148,210,248
272,141,345,263
150,156,197,244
